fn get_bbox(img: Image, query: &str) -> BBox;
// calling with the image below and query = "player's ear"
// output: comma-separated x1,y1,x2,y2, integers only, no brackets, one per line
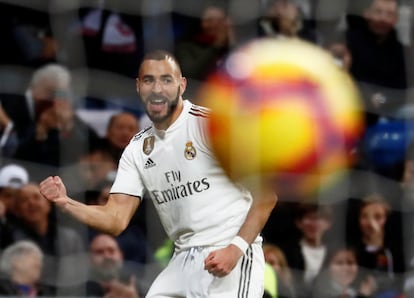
135,78,140,93
180,76,187,96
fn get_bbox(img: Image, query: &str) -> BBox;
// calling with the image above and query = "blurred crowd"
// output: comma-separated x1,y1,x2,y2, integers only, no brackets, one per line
1,0,414,297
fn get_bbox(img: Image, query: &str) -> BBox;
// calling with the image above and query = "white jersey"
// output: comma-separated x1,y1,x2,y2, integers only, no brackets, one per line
110,100,253,251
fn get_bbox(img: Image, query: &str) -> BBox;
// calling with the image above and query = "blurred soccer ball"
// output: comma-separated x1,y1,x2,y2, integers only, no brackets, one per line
198,38,364,198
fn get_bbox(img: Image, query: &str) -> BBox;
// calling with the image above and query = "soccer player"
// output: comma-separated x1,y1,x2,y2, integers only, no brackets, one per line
39,50,277,297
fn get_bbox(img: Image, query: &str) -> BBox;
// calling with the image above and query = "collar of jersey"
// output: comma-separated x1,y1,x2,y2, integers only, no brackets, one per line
153,99,191,136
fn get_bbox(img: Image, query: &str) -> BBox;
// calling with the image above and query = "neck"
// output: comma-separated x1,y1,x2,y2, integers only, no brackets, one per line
12,276,36,288
363,233,383,248
302,237,322,247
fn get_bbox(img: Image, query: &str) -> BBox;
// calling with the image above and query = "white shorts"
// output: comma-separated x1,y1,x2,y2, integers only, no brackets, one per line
145,242,265,298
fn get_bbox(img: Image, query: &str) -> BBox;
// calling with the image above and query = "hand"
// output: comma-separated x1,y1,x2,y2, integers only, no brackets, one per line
204,244,243,277
214,17,234,47
36,105,59,140
371,92,386,109
55,100,74,133
102,276,139,298
39,176,68,208
359,274,377,296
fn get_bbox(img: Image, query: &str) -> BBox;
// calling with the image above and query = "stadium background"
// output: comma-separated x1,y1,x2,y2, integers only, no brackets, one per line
1,0,414,297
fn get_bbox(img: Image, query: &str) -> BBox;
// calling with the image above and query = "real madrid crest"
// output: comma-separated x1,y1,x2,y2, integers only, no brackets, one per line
143,136,155,155
184,141,196,160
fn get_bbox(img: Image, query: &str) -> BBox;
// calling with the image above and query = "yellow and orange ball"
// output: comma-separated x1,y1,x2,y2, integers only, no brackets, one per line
198,38,364,198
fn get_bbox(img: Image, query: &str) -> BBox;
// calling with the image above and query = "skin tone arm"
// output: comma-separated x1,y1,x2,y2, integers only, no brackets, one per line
204,184,277,277
41,177,276,278
39,176,140,236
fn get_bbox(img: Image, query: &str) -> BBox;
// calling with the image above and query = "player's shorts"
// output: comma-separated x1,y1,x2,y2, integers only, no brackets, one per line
145,241,265,298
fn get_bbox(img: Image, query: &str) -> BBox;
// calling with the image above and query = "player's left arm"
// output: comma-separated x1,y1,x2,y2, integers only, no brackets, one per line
204,185,277,277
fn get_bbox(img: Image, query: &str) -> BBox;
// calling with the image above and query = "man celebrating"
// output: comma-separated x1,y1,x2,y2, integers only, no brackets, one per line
40,50,277,297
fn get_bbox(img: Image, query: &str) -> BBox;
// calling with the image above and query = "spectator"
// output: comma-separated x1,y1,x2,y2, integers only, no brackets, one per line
263,243,296,298
0,64,98,171
0,2,58,67
12,183,88,296
346,0,408,126
258,0,317,42
0,63,72,148
351,193,405,297
0,240,54,296
97,111,141,163
324,37,353,72
0,163,29,217
70,147,118,196
281,202,334,298
10,64,100,179
84,233,147,297
63,111,139,212
0,163,29,249
174,3,236,98
63,112,140,199
311,243,377,298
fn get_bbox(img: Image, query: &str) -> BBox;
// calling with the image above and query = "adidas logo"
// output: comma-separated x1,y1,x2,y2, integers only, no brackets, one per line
144,158,156,169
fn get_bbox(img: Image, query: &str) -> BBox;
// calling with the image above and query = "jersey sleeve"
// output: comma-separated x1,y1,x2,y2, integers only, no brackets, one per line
110,143,145,198
193,105,213,156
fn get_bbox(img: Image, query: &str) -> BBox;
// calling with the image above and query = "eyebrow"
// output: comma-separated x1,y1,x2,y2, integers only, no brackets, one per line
141,74,174,80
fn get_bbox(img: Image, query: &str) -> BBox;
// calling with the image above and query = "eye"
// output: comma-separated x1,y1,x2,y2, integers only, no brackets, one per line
162,77,173,84
142,77,154,84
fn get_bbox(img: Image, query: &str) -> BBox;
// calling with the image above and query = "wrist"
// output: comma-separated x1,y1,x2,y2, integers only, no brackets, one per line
230,236,249,254
56,196,70,212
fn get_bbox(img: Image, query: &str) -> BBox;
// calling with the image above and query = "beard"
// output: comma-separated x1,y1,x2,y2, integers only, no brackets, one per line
90,258,123,282
143,87,180,124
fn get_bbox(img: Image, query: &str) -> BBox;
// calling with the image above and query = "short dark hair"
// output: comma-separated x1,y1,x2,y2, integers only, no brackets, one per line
143,49,174,61
360,192,390,215
294,202,333,221
140,49,182,74
106,112,138,131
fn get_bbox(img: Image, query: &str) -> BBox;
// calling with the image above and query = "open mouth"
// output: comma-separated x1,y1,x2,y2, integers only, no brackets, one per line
148,99,167,113
150,98,166,104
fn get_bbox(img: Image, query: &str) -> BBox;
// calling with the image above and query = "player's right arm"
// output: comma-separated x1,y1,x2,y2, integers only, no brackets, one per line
39,176,140,236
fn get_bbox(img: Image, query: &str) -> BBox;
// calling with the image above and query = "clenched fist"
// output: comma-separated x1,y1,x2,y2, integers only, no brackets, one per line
39,176,68,208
